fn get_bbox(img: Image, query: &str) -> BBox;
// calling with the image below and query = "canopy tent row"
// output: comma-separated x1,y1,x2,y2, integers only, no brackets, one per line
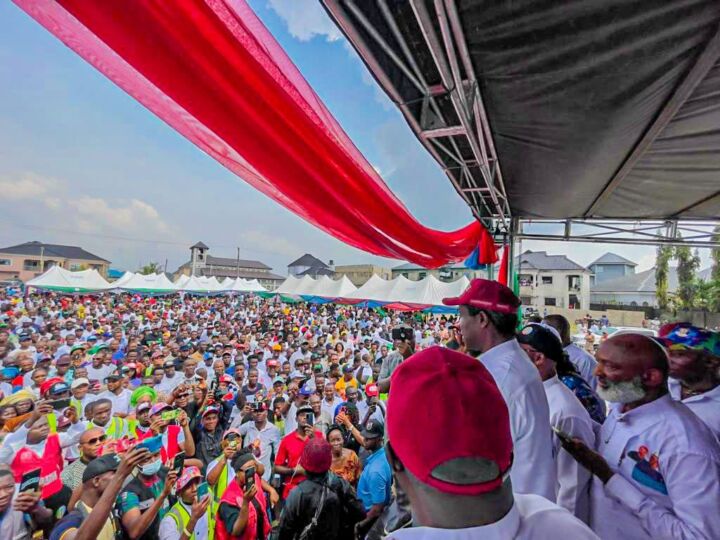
26,266,112,294
273,273,468,312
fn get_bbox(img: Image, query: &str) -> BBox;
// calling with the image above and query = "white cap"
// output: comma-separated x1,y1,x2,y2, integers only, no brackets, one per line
71,377,90,389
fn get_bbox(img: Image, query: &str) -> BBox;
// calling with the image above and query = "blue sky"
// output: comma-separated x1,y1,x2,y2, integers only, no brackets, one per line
0,0,708,275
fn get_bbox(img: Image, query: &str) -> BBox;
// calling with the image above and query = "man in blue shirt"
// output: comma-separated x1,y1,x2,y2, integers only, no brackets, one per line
356,419,392,539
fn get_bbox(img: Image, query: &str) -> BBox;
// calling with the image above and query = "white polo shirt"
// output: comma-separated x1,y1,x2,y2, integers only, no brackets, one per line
668,378,720,440
386,493,598,539
478,339,556,501
590,394,720,539
564,344,598,390
95,387,133,416
543,375,595,524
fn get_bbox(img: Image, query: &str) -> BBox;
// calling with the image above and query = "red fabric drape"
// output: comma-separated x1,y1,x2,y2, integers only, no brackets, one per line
14,0,492,268
497,245,509,286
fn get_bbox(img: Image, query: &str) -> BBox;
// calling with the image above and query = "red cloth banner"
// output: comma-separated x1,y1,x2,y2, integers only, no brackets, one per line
13,0,493,268
497,244,509,286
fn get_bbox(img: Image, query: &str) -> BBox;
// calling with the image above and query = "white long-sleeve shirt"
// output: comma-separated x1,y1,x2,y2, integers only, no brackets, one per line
479,339,556,501
544,375,595,524
668,378,720,440
590,394,720,539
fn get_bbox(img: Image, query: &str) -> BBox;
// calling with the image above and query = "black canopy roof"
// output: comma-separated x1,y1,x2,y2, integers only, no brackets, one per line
322,0,720,227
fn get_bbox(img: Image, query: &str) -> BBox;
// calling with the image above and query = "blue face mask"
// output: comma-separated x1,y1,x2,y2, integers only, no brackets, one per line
140,458,162,476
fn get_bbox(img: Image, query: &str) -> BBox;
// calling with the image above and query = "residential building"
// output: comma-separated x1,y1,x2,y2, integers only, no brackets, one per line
588,252,637,285
287,254,334,278
515,250,591,309
334,264,391,286
0,241,110,282
175,242,284,290
391,262,487,282
590,267,712,307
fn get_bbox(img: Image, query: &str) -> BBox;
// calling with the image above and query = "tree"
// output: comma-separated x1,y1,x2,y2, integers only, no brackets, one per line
138,262,162,275
694,279,719,311
674,241,700,310
712,224,720,283
655,243,672,311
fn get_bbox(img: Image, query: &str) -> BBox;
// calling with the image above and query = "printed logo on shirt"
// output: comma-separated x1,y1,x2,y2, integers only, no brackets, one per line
628,445,667,495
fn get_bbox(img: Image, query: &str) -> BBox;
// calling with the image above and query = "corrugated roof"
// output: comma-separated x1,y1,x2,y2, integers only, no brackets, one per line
0,241,109,263
288,254,329,268
205,255,270,270
515,251,586,271
592,266,712,294
589,252,637,267
199,268,283,280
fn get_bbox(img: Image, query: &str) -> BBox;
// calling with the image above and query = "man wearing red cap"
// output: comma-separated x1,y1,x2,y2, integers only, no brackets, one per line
384,346,598,539
443,279,556,501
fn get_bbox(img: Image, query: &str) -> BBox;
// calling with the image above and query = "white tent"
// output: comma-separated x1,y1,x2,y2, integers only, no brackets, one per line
226,278,268,293
110,271,135,288
345,274,469,306
113,272,177,294
275,275,357,298
174,274,190,288
26,266,112,293
219,277,234,289
180,275,224,294
276,275,303,295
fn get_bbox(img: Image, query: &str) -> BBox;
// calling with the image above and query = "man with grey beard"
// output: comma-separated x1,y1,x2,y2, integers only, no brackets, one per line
562,334,720,540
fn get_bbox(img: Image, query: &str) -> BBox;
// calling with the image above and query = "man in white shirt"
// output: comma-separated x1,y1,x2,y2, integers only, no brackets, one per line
320,382,342,420
544,314,598,389
658,322,720,439
443,279,556,501
385,346,598,539
234,402,281,480
517,323,596,523
96,372,132,417
155,360,183,396
562,333,720,540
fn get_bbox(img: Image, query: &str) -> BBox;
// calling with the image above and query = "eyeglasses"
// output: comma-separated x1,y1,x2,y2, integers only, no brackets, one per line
83,435,107,445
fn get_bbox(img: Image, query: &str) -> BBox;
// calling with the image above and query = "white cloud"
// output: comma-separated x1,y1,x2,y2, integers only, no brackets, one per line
266,0,342,42
0,172,60,200
238,230,299,260
68,196,170,235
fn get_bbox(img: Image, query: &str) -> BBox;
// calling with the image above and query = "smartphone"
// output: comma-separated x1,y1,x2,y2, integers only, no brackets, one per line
306,412,314,427
245,466,256,490
161,409,178,423
172,451,185,473
49,398,71,410
19,468,41,493
136,434,163,454
197,481,209,499
552,426,574,445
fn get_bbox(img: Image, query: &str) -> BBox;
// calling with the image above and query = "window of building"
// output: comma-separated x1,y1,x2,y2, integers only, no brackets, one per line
418,272,427,279
23,260,40,271
69,264,82,271
541,276,553,284
630,301,638,307
544,297,556,306
0,259,10,266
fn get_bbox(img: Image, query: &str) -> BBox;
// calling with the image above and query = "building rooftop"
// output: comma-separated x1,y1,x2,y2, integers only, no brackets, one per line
298,266,335,277
288,253,329,268
199,268,284,280
589,252,637,267
591,267,712,293
190,241,209,249
0,241,109,263
515,250,586,271
392,262,479,271
204,255,270,270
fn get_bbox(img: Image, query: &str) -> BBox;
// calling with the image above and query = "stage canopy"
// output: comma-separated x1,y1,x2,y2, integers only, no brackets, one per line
111,272,177,295
12,0,499,268
322,0,720,232
26,266,111,294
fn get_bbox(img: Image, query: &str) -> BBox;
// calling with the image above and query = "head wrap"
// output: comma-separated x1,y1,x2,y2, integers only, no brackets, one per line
130,386,157,408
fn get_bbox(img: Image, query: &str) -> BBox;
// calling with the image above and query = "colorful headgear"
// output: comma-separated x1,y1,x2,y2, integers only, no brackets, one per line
130,386,157,408
658,323,720,357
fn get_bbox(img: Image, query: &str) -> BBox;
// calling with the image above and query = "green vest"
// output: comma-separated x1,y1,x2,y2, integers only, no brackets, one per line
167,499,214,540
91,417,126,440
211,463,229,515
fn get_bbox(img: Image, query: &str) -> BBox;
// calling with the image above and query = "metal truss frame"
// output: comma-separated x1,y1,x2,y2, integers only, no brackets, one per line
516,219,720,249
323,0,510,231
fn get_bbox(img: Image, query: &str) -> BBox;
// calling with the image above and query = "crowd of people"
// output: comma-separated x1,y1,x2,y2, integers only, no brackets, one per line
0,277,718,539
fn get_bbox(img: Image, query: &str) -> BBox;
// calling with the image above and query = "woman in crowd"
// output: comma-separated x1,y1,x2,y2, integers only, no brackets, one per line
328,424,361,486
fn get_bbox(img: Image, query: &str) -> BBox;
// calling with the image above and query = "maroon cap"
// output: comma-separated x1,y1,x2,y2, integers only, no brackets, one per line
388,346,512,495
442,278,520,314
299,437,332,474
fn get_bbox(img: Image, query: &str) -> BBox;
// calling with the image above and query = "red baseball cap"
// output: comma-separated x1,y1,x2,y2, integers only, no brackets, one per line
442,278,520,314
365,383,379,397
387,346,512,495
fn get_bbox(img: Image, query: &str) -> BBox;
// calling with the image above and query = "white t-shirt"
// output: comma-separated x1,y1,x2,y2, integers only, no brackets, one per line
387,494,598,539
95,388,133,416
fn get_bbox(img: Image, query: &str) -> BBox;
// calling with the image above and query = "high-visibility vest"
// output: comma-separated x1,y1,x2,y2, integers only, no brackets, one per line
91,417,127,440
211,462,230,515
167,499,214,540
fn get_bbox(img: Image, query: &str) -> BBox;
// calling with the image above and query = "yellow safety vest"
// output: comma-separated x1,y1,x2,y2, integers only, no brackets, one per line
167,499,214,540
211,463,229,516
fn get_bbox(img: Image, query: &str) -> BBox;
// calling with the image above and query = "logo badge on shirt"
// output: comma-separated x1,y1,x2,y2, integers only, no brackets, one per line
628,445,667,495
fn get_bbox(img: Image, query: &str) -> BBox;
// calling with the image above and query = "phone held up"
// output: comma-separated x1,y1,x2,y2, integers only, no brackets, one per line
245,465,256,491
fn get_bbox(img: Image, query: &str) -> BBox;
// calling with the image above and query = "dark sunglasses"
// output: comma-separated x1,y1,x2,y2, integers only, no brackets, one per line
84,434,107,445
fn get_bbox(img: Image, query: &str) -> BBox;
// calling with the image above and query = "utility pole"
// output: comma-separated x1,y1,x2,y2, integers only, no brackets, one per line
39,245,44,273
236,247,240,278
164,259,168,274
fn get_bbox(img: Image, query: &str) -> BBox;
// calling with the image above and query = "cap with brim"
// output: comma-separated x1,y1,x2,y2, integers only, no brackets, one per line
71,377,90,390
296,405,313,417
388,346,511,496
365,383,379,398
290,370,303,379
136,402,152,413
163,360,175,368
150,402,172,416
82,454,121,483
86,335,98,342
658,322,720,356
516,324,564,363
104,374,122,383
202,405,221,417
442,278,520,314
223,428,242,439
272,376,285,386
70,345,85,354
298,385,312,397
176,466,202,491
360,419,384,439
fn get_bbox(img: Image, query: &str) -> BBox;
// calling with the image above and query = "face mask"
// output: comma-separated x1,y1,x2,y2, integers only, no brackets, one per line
140,458,162,476
596,376,646,403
